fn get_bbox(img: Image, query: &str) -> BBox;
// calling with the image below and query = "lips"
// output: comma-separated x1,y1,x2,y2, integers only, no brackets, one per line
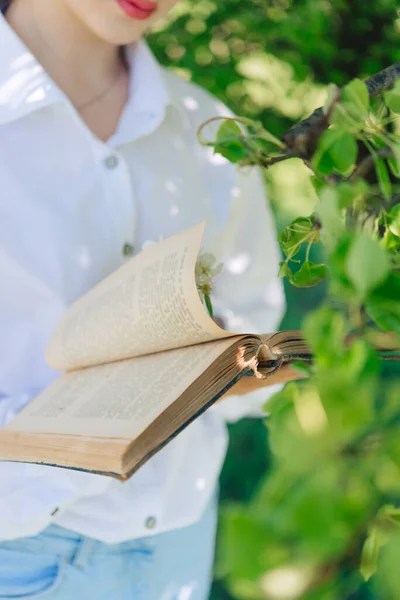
116,0,157,20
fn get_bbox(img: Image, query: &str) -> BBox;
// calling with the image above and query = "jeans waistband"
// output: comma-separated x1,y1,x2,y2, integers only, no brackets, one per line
0,524,154,567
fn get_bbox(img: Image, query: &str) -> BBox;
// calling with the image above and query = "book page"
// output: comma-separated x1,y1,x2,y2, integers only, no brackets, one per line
8,337,240,440
47,223,231,371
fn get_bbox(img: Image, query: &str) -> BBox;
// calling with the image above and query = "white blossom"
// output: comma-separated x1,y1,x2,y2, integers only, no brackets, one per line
195,251,223,302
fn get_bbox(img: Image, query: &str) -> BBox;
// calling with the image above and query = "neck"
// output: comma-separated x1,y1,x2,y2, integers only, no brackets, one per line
6,0,125,106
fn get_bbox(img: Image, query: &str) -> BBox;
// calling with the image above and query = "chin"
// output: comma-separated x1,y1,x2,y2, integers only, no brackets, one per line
90,21,146,45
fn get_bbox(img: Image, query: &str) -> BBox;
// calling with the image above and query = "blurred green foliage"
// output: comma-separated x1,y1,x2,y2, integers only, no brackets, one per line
149,0,399,133
148,2,400,598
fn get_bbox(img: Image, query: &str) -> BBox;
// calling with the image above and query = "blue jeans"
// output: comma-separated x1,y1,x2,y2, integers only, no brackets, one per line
0,494,217,599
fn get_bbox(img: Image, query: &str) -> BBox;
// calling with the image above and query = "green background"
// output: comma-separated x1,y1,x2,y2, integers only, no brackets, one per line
148,2,400,597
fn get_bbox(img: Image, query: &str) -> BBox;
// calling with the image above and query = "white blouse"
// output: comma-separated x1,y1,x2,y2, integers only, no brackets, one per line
0,15,285,542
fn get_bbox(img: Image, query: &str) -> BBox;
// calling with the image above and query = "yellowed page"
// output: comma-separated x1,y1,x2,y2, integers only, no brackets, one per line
7,337,240,439
47,223,231,371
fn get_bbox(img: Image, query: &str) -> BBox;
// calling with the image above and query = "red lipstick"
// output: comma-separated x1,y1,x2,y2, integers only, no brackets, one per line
116,0,157,20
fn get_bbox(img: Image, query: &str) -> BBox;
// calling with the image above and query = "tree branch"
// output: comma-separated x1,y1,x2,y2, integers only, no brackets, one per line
281,61,400,160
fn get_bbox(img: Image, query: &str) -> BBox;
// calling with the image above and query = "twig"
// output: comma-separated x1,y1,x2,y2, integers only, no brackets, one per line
350,148,394,182
281,109,327,160
257,150,298,168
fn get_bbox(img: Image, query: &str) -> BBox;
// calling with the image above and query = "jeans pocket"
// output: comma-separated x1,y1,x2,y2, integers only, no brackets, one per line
0,547,67,599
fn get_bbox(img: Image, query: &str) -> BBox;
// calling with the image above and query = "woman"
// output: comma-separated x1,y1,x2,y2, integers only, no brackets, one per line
0,0,285,598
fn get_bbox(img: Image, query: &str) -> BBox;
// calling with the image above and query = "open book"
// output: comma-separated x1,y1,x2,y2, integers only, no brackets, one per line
0,223,395,481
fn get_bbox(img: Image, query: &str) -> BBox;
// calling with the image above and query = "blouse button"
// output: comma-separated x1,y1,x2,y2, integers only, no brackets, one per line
122,243,135,258
145,516,157,530
104,154,119,170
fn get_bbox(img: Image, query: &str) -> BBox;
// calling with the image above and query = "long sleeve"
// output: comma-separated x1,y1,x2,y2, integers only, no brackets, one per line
209,166,286,422
0,28,285,539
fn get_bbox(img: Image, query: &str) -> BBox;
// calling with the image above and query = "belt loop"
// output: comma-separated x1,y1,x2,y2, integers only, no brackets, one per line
71,536,98,569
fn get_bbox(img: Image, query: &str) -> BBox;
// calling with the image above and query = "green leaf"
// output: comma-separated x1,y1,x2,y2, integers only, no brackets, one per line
303,307,346,359
278,261,292,278
367,274,400,335
312,129,357,176
367,304,400,335
330,104,362,132
204,293,213,318
292,261,328,288
345,233,390,299
216,119,243,142
328,234,357,300
312,129,343,175
217,507,273,581
316,187,344,242
361,526,387,581
386,93,400,114
383,230,400,254
214,141,247,163
291,361,314,377
341,78,370,118
214,120,247,163
388,204,400,237
329,132,358,174
279,217,318,260
380,505,400,526
258,128,286,149
375,158,392,201
263,381,298,416
329,79,369,132
379,534,400,597
387,144,400,177
384,80,400,114
373,272,400,301
310,176,325,195
336,180,370,209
